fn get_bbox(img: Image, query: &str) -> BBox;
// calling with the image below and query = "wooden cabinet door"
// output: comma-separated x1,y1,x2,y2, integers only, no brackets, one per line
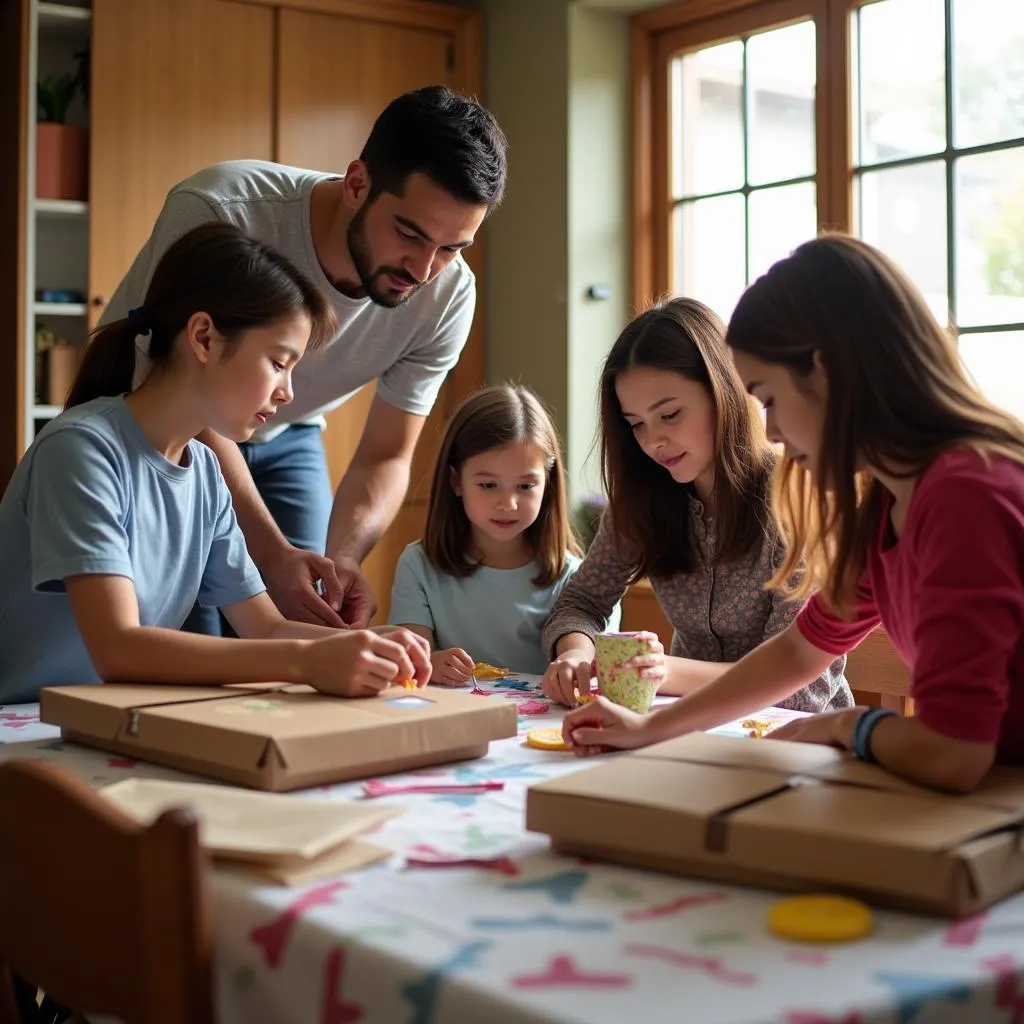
275,6,482,621
88,0,274,328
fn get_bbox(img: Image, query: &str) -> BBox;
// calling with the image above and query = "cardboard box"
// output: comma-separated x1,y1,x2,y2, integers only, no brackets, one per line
526,732,1024,917
41,683,517,792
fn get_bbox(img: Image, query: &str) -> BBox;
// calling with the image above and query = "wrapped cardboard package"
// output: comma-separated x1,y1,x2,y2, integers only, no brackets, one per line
526,732,1024,917
42,682,517,791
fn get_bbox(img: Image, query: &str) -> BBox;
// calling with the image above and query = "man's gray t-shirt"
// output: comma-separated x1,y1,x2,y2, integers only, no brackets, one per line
102,160,476,443
0,398,265,703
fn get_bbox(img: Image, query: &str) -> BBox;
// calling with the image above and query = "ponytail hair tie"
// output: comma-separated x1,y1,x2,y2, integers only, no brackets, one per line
127,306,151,335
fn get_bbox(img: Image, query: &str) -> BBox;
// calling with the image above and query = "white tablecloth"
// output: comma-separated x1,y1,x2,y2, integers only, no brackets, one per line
2,680,1022,1023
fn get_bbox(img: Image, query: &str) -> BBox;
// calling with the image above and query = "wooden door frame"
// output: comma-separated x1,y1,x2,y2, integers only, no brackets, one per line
631,0,860,307
0,0,29,487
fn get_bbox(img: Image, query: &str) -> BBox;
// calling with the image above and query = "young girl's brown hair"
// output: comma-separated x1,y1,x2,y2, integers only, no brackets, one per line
423,385,579,586
726,233,1024,611
599,296,776,581
66,222,337,409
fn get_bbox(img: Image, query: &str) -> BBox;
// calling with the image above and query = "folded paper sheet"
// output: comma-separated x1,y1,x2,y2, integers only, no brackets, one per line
101,777,399,885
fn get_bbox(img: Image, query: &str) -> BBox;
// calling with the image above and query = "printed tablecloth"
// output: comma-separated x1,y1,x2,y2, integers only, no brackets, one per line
2,679,1023,1024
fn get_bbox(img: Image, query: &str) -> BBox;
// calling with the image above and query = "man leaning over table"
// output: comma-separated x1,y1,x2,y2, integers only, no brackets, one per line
100,85,509,636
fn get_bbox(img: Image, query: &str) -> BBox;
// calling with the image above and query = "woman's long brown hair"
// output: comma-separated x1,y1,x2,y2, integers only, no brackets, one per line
727,233,1024,612
600,297,776,581
423,385,579,586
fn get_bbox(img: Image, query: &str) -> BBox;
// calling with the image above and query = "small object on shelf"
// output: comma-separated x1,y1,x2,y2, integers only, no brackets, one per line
36,288,86,304
34,326,79,408
36,46,89,201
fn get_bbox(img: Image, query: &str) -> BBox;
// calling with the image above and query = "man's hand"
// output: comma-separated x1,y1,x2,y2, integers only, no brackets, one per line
262,547,378,629
262,546,347,628
334,555,377,629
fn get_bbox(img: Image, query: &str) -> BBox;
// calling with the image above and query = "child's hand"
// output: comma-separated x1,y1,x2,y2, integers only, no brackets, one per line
370,625,431,686
431,647,475,686
302,627,429,697
624,634,667,688
561,696,652,756
542,648,596,706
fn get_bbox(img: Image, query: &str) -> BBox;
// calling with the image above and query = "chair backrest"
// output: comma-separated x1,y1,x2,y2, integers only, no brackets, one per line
0,759,214,1024
845,626,913,713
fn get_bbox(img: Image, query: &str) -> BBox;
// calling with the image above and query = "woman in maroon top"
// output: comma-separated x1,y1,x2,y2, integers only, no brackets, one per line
563,234,1024,793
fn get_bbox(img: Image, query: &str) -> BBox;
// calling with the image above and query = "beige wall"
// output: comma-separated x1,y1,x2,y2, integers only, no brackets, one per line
567,4,630,497
478,0,632,501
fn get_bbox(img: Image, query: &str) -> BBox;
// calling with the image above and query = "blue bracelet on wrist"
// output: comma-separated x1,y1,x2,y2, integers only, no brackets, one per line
851,707,896,763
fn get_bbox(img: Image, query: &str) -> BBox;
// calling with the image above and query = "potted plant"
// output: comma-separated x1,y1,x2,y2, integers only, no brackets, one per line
36,50,88,201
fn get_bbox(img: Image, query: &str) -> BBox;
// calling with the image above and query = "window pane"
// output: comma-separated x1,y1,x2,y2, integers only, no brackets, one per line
856,161,949,324
955,148,1024,328
960,332,1024,418
854,0,945,165
748,182,817,283
953,0,1024,149
673,41,744,198
674,194,745,321
747,20,816,185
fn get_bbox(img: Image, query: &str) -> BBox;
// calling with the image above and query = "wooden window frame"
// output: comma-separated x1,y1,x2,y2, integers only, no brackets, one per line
632,0,860,306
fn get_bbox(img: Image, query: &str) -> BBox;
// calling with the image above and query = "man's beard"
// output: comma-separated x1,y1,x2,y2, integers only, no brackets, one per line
346,205,424,309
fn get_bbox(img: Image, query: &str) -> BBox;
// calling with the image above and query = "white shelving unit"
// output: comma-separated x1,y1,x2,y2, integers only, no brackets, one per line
24,1,91,442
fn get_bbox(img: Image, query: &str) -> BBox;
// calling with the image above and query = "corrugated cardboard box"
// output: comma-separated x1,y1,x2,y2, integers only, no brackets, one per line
526,732,1024,917
41,682,517,791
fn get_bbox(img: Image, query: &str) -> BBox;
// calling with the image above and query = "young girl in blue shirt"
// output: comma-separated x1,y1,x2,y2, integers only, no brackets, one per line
389,385,616,681
0,223,428,703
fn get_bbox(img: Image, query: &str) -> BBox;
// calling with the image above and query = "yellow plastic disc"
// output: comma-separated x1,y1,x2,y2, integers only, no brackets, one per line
767,895,874,944
526,728,571,751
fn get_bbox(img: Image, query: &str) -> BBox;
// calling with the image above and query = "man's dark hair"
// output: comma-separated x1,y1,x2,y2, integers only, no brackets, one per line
360,85,508,209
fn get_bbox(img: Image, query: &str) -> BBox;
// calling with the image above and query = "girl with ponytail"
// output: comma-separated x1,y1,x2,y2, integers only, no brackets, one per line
0,222,429,702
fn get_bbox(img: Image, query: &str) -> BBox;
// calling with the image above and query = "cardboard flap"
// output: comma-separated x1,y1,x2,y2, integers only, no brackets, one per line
40,683,290,741
273,689,516,769
633,731,847,774
531,757,791,817
965,766,1024,812
730,782,1022,851
135,705,284,771
41,685,250,742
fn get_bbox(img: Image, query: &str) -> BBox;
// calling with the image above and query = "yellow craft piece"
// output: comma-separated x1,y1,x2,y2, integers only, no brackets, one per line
572,687,596,706
767,895,874,944
399,678,418,690
473,662,510,680
526,728,571,751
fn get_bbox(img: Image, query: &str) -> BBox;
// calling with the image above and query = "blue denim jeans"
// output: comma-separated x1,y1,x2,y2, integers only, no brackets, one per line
182,425,333,636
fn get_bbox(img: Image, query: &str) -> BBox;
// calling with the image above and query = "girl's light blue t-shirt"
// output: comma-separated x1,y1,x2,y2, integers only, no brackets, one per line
0,397,264,704
388,541,620,674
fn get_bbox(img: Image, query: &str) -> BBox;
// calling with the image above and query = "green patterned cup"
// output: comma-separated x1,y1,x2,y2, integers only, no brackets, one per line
594,631,659,713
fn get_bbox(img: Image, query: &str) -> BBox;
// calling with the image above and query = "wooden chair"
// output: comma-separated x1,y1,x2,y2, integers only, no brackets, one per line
845,626,914,714
0,759,214,1024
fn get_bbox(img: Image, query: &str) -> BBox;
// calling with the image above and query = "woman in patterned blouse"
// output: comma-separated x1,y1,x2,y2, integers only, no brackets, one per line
540,297,850,712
